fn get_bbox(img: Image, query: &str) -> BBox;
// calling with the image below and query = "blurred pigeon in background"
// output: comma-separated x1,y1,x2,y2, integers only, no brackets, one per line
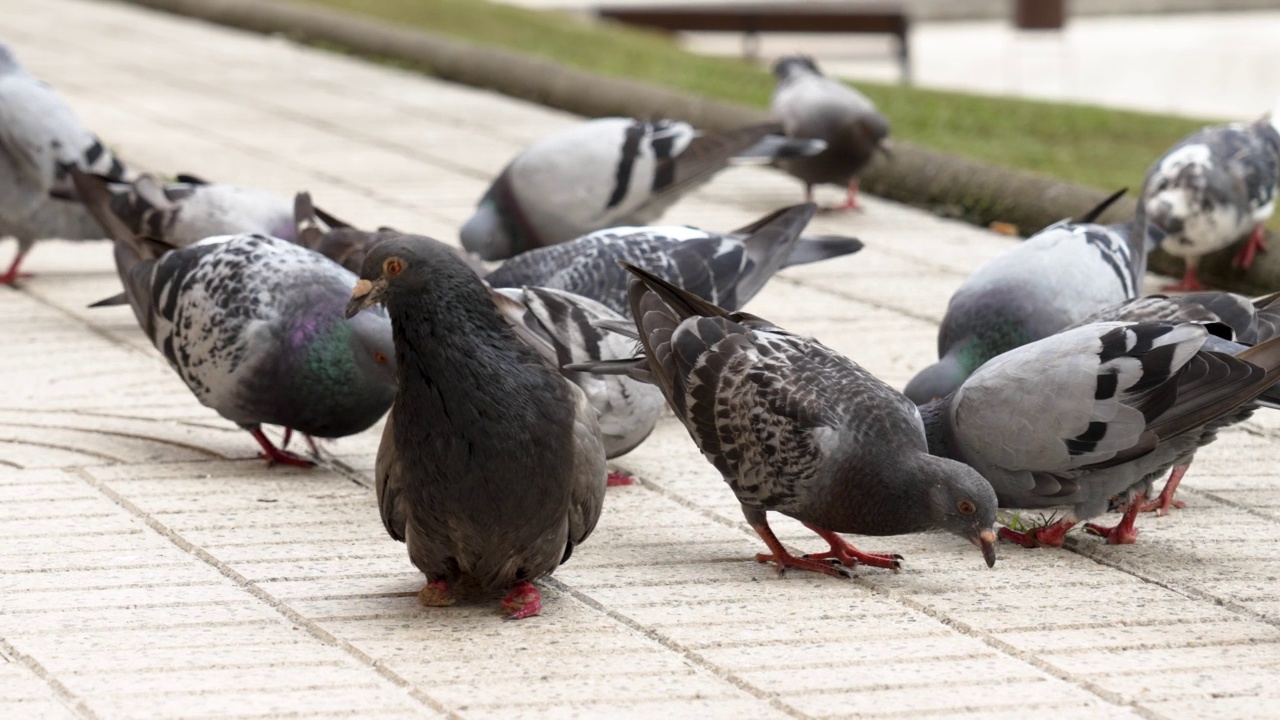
769,55,891,211
459,117,823,260
1141,105,1280,291
345,234,606,620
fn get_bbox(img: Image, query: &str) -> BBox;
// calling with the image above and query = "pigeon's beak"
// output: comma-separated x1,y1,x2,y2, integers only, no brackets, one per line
970,529,997,568
345,277,387,319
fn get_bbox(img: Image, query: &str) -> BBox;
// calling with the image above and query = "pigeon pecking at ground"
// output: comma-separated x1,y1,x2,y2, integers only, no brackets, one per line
71,168,397,467
1141,104,1280,291
579,262,999,577
0,40,131,284
905,189,1149,404
485,203,861,317
344,234,607,619
458,117,824,261
769,55,891,211
1071,290,1280,515
921,321,1280,547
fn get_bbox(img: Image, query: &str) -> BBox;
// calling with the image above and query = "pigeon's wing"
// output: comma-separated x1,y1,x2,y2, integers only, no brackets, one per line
951,323,1209,477
1226,120,1280,222
1143,334,1280,442
564,381,607,557
1253,291,1280,342
374,412,409,542
1076,293,1253,341
647,122,777,206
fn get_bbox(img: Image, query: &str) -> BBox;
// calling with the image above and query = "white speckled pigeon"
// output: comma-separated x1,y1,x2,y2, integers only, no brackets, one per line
1071,290,1280,514
770,55,891,211
0,40,131,283
1141,105,1280,291
905,189,1149,404
459,117,823,260
344,234,607,620
486,203,861,316
71,168,396,467
921,322,1280,547
608,262,999,576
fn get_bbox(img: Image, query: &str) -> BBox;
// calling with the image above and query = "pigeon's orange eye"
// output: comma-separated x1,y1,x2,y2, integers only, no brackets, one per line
957,500,976,515
383,258,404,277
373,352,388,365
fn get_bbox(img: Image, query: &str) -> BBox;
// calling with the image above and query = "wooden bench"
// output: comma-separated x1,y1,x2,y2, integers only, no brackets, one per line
596,2,911,83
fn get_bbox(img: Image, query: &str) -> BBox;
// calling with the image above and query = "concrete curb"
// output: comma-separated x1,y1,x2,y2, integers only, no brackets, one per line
114,0,1279,293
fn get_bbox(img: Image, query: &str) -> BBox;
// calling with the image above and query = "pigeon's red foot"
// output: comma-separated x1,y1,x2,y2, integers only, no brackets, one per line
0,252,31,285
802,524,902,570
997,518,1076,548
1162,267,1208,293
1085,493,1144,545
500,581,542,619
1233,225,1268,270
418,580,456,607
820,180,862,212
1138,464,1189,516
747,519,850,579
605,470,635,487
248,427,314,468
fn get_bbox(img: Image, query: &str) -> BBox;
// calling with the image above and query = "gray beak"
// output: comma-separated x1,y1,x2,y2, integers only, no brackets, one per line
345,277,387,319
972,529,997,568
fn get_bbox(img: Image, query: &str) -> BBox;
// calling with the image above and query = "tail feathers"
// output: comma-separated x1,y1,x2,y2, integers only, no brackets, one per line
591,317,639,340
294,192,324,248
1252,290,1280,343
622,260,730,325
67,165,177,259
732,134,827,164
734,203,817,304
88,291,129,308
564,356,654,385
1075,188,1128,225
782,234,864,268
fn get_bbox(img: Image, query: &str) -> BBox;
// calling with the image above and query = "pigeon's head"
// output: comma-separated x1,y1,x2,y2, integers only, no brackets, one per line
920,455,999,568
460,202,517,261
1143,144,1217,238
904,356,966,405
771,55,821,81
345,233,474,318
345,303,397,386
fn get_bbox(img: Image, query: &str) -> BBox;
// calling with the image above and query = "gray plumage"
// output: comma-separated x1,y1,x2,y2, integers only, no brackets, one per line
1141,107,1280,290
905,191,1148,404
490,285,664,459
769,55,890,206
608,262,999,574
458,117,822,260
345,235,606,618
921,322,1280,542
0,40,130,282
70,168,396,466
485,203,861,316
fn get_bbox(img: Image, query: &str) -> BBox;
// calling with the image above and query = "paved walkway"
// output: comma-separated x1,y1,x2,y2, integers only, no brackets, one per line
3,1,1280,718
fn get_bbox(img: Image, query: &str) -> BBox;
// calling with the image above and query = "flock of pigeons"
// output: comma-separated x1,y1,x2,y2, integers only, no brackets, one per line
5,36,1280,619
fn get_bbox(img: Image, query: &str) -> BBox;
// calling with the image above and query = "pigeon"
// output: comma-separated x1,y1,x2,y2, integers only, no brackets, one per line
489,284,665,475
459,117,824,260
589,262,999,576
344,234,607,619
769,55,891,210
904,189,1149,404
70,168,396,467
485,203,862,316
1070,290,1280,514
920,322,1280,547
0,40,131,283
1141,105,1280,291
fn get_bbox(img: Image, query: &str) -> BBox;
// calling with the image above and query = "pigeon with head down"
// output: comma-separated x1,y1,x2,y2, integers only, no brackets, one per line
345,233,607,619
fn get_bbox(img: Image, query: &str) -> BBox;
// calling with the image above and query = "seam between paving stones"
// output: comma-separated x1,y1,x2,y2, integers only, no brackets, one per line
70,468,458,720
0,637,98,719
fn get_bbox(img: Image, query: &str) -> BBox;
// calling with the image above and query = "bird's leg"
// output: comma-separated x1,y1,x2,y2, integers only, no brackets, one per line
500,581,542,620
605,470,635,487
1084,493,1144,545
246,426,314,468
840,179,862,211
0,249,32,285
1162,260,1208,292
304,434,322,458
744,508,849,579
280,427,293,449
418,580,456,607
997,517,1077,548
804,184,814,204
1138,464,1189,516
801,523,902,570
1232,224,1268,270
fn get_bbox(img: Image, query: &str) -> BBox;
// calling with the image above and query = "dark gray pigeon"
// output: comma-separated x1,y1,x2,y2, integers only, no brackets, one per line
905,190,1149,404
770,55,891,210
0,40,131,283
1141,106,1280,291
344,234,607,619
598,262,999,575
1070,290,1280,514
921,322,1280,547
458,117,824,260
71,168,396,467
489,284,665,476
485,203,861,316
